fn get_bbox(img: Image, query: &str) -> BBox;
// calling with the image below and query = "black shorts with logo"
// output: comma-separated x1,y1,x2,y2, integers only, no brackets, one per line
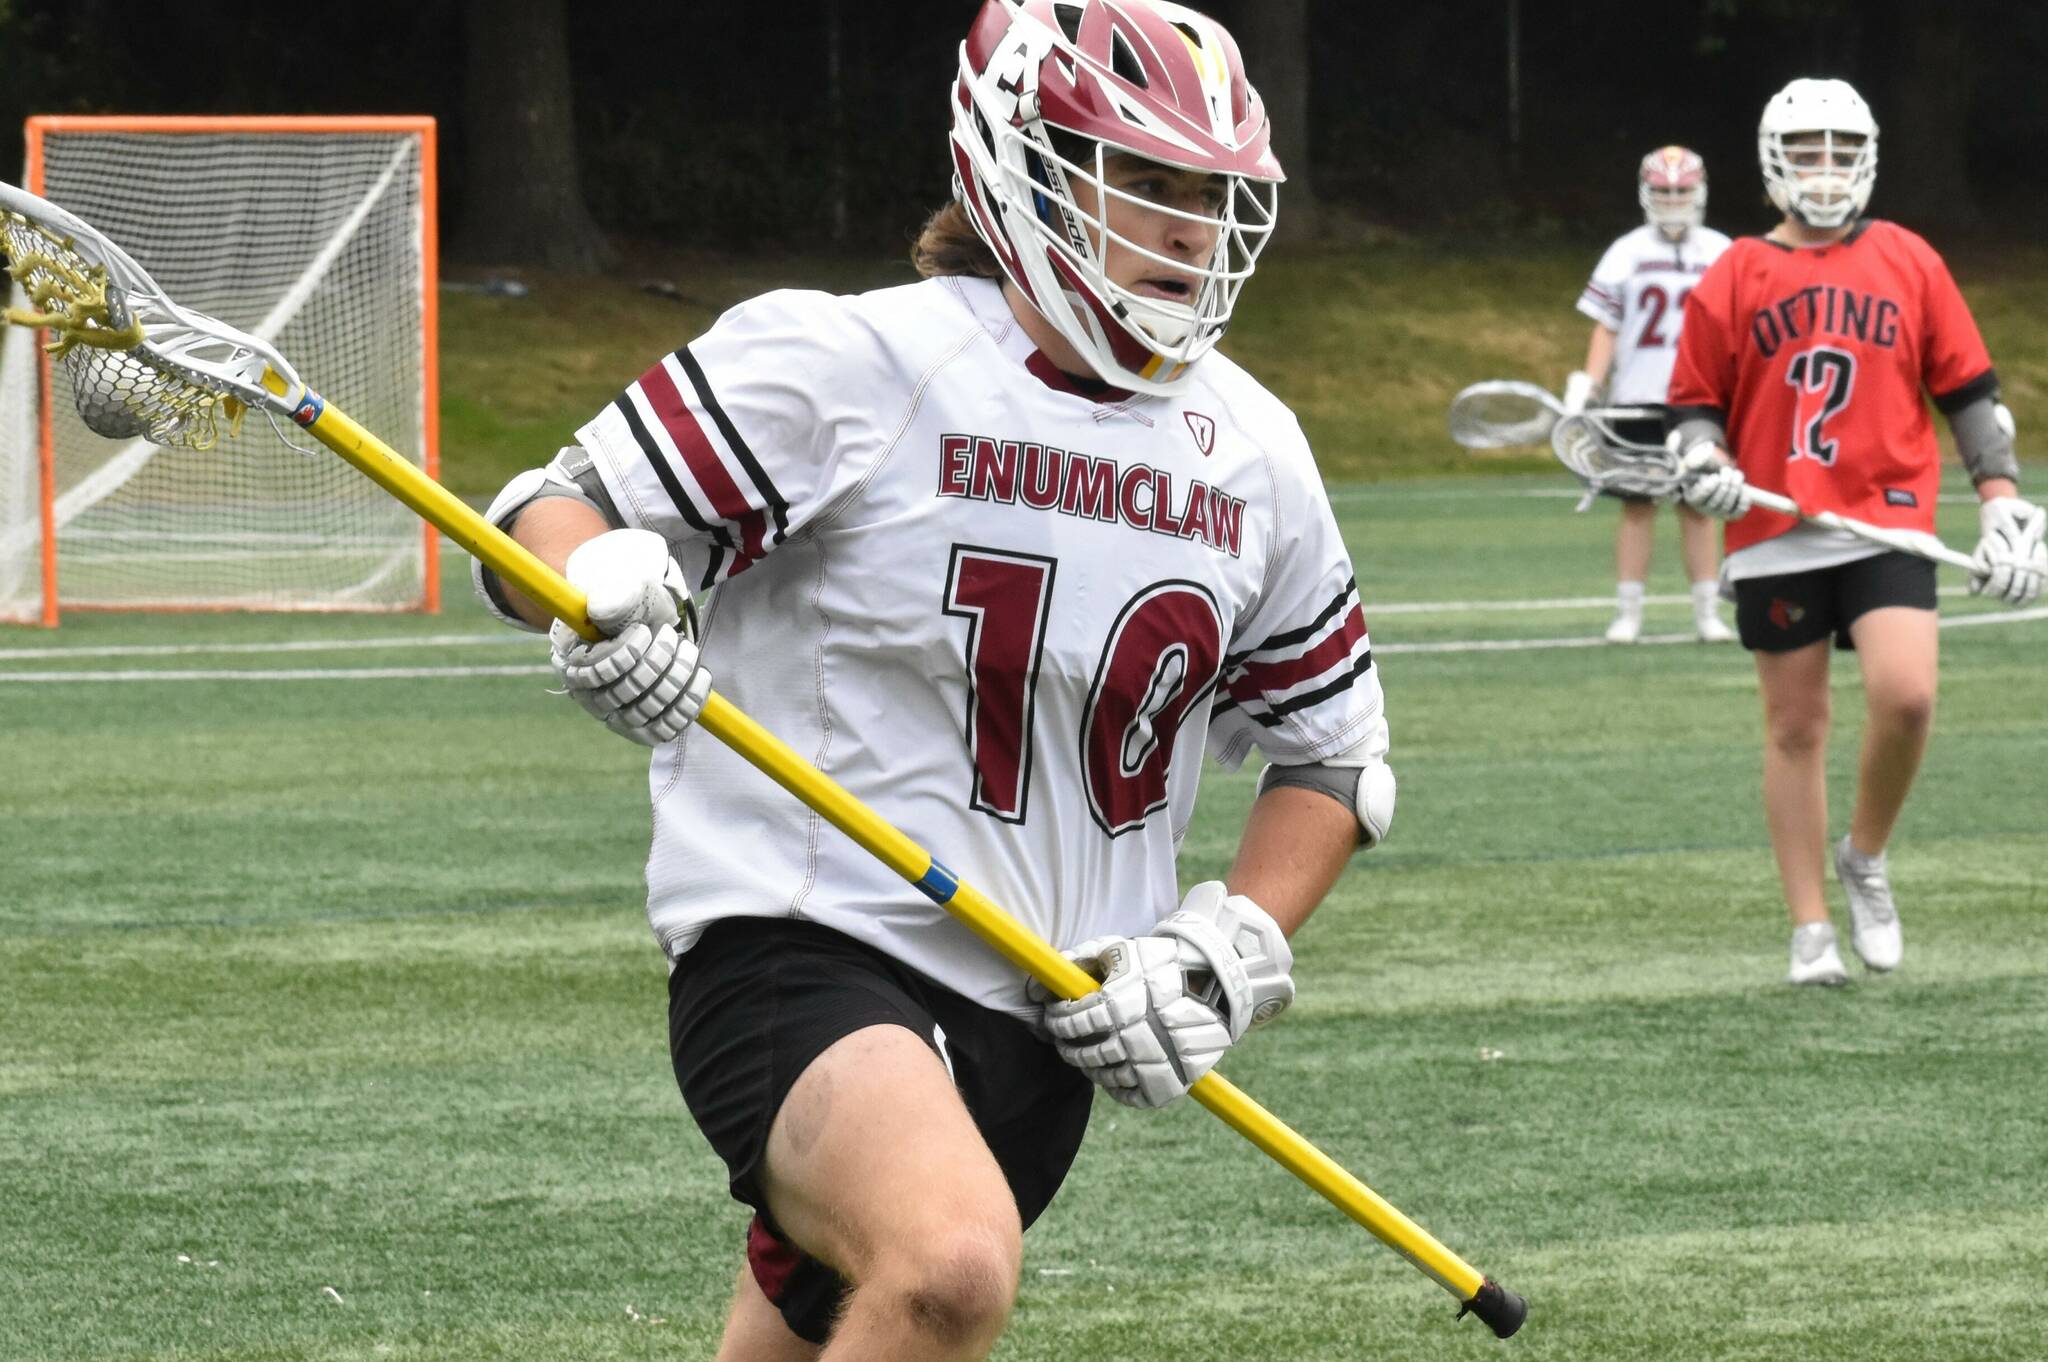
1731,550,1938,653
667,915,1093,1344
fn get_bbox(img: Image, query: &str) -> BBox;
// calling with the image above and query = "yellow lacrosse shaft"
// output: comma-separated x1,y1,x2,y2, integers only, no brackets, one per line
284,379,1523,1335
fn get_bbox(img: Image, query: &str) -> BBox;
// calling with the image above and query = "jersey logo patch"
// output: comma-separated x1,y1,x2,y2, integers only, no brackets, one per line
1184,411,1216,457
1884,488,1918,507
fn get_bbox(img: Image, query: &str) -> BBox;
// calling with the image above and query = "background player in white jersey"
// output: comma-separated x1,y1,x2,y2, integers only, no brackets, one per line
473,3,1395,1358
1565,147,1735,643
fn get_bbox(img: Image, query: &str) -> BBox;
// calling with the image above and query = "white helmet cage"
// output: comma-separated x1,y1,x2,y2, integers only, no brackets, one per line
950,0,1283,393
1637,145,1707,239
1758,78,1878,229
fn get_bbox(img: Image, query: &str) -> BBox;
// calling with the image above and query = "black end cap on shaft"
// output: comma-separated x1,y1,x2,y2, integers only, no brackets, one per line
1457,1278,1528,1339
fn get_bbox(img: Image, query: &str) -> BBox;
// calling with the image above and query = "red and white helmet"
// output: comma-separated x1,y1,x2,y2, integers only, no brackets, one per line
950,0,1283,392
1638,145,1706,239
1758,78,1878,229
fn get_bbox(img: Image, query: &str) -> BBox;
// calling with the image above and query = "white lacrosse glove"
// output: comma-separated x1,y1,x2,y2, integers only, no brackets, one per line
1028,883,1295,1109
1970,496,2047,607
548,529,712,747
1561,370,1596,416
1678,444,1754,519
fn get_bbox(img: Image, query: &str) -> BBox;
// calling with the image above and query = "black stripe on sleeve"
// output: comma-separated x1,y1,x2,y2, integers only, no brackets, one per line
1225,577,1358,671
678,346,792,546
1263,649,1376,720
613,393,730,590
1933,367,1999,416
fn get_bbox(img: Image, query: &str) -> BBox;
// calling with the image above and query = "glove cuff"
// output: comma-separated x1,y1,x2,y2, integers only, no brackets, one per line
1154,882,1296,1037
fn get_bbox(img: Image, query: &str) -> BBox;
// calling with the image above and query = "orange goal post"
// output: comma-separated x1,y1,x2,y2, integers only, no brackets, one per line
0,115,439,625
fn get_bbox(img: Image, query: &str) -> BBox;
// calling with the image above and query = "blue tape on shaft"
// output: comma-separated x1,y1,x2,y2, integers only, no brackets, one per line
915,859,959,905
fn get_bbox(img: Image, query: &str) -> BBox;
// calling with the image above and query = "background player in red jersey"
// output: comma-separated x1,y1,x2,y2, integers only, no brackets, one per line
1564,146,1734,644
1667,78,2046,985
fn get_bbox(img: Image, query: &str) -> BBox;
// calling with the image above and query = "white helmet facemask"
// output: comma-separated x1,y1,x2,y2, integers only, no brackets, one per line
989,129,1277,370
1639,182,1706,238
1759,79,1878,229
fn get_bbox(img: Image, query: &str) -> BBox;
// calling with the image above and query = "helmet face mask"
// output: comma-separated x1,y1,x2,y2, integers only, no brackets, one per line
1637,145,1706,240
1758,78,1878,230
951,0,1283,393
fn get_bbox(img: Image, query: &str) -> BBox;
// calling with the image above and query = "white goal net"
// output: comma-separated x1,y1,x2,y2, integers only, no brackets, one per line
0,117,438,623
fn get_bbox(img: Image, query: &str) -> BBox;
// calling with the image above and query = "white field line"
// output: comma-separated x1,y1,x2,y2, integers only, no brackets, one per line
0,664,547,682
1370,583,1970,614
0,606,2039,682
9,585,1984,656
1325,484,1991,505
0,632,532,661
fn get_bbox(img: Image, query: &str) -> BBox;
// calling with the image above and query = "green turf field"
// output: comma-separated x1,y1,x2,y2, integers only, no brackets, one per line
5,473,2043,1361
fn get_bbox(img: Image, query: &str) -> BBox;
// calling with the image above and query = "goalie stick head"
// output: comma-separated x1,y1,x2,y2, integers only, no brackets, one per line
0,179,302,450
1551,414,1683,499
950,0,1282,394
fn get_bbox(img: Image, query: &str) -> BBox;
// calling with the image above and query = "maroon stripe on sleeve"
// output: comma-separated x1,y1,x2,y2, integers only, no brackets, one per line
1240,605,1367,694
636,359,771,562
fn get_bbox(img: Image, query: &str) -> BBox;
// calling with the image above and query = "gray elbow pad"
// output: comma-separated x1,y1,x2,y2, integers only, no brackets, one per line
1947,395,2022,487
471,446,626,629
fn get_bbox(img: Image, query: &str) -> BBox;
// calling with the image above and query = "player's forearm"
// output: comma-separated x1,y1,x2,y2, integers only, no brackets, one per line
1581,325,1618,387
1224,785,1359,938
1976,476,2019,503
503,498,612,629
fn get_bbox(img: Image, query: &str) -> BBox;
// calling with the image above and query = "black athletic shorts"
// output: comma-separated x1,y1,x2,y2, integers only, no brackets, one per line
1595,414,1668,505
1731,550,1938,653
667,915,1093,1344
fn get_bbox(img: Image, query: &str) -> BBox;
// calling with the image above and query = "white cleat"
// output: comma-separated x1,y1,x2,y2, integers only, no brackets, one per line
1695,614,1736,644
1835,836,1903,971
1605,613,1643,644
1787,922,1849,986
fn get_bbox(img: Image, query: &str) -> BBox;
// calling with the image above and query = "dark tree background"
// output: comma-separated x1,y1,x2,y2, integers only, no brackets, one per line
1,0,2041,267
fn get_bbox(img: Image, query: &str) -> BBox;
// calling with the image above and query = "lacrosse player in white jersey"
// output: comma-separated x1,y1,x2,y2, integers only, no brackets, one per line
1565,146,1735,643
473,3,1394,1357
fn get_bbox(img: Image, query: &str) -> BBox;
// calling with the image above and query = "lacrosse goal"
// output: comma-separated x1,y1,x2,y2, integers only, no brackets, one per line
0,115,438,625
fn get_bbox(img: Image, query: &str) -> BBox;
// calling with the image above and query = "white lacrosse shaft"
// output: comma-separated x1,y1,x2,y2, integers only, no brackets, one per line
1742,487,1978,571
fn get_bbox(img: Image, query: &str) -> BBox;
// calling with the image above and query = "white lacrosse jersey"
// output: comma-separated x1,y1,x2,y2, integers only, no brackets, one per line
1576,224,1732,405
573,275,1385,1017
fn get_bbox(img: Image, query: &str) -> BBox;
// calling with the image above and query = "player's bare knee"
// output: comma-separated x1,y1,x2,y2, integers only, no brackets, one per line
1873,686,1935,737
873,1222,1020,1348
1766,706,1830,758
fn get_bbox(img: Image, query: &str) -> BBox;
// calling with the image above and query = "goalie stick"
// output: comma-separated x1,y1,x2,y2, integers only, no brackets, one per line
1547,414,1977,571
0,178,1527,1339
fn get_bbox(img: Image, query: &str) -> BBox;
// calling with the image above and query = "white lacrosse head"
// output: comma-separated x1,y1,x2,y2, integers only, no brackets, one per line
0,180,304,449
1758,79,1877,230
950,0,1282,393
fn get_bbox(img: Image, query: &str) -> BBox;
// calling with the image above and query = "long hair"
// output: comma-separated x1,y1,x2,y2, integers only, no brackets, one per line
911,200,1001,279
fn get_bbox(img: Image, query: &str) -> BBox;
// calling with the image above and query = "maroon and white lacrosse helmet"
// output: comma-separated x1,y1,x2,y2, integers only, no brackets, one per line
951,0,1283,392
1638,145,1707,239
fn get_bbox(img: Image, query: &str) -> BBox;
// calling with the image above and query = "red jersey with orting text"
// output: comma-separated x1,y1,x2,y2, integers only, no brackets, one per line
1666,220,1994,554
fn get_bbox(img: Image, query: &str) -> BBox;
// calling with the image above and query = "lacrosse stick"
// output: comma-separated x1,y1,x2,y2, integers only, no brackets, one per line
0,180,1526,1338
1551,413,1684,510
1449,378,1660,449
1545,413,1978,571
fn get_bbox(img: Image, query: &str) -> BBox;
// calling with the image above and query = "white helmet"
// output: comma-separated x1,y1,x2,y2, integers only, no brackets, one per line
1638,145,1706,239
950,0,1283,393
1758,78,1878,229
